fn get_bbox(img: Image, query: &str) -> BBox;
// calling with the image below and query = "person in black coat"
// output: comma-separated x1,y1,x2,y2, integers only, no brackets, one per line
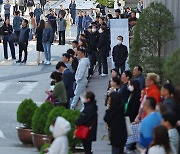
104,92,127,154
16,19,29,63
2,18,16,60
69,0,76,24
112,36,128,74
125,80,141,122
76,91,98,154
97,25,110,76
88,24,99,75
36,20,45,64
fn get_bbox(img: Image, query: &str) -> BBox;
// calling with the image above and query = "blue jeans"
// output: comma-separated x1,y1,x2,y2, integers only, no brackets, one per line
29,28,35,41
42,42,51,61
76,27,83,40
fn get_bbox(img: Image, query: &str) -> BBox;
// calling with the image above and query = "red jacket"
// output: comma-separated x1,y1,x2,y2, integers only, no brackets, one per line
137,84,161,120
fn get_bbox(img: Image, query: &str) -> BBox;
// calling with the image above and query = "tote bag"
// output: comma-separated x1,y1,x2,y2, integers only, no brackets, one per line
125,116,133,136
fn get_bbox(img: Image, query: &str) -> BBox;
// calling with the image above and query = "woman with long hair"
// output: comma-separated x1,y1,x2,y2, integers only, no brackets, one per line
36,19,45,64
75,91,98,154
2,18,16,60
148,125,171,154
125,80,141,122
104,92,127,154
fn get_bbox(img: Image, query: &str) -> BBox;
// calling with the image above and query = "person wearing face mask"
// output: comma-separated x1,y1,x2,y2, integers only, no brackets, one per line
88,24,99,76
97,25,110,76
112,35,128,74
125,80,141,122
45,116,71,154
75,91,98,154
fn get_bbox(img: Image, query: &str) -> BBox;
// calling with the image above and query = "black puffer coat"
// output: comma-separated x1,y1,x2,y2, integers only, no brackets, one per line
75,102,98,141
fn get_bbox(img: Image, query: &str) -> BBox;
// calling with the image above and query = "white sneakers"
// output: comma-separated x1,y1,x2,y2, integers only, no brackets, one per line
44,60,51,65
100,73,108,77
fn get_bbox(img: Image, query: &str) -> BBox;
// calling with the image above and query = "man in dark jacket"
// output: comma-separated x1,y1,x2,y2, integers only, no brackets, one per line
40,0,46,10
88,24,99,75
16,19,29,63
58,5,66,18
48,10,57,35
34,3,42,25
112,35,128,74
56,61,74,109
132,66,145,91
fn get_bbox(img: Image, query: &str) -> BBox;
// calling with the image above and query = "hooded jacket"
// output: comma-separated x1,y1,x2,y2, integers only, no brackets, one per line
47,116,71,154
75,57,90,82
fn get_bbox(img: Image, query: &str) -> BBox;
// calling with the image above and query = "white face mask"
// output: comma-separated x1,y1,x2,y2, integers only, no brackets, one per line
98,29,103,33
128,85,134,92
81,97,86,103
117,40,122,45
49,125,54,133
92,28,96,32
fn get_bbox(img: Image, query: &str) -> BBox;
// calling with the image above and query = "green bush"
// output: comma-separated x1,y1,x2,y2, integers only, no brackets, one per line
32,101,54,134
163,48,180,85
44,106,66,135
61,109,81,148
17,99,37,129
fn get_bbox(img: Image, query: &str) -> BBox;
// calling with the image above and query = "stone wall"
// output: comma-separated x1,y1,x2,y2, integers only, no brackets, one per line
144,0,180,56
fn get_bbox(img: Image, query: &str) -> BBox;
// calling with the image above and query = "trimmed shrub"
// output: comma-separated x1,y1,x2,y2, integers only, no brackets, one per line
32,101,54,134
44,106,66,135
163,48,180,85
61,109,81,148
17,99,37,129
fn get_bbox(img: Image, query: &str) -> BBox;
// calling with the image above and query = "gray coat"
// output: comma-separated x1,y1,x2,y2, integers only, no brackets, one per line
57,18,66,31
4,4,11,14
18,0,24,6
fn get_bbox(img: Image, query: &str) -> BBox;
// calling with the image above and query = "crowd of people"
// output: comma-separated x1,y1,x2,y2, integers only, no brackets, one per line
0,0,179,154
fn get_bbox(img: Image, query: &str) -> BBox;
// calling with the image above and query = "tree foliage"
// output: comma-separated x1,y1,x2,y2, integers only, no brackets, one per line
17,99,37,129
129,2,175,78
163,49,180,86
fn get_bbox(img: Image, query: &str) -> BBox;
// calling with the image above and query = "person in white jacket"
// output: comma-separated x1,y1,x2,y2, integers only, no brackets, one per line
46,116,71,154
70,47,90,110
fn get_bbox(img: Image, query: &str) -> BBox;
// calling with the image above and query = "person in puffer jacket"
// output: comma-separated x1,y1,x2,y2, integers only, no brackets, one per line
46,116,71,154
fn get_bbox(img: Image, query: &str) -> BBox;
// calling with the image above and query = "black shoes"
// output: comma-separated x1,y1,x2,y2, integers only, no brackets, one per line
16,60,26,63
16,60,21,63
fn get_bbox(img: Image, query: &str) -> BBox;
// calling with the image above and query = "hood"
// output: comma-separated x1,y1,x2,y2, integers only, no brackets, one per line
80,57,90,66
51,116,71,138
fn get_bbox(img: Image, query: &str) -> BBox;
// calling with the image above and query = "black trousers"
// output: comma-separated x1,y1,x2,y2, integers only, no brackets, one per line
82,140,92,154
19,43,28,61
112,145,124,154
19,6,24,16
96,52,108,74
115,63,125,74
88,52,96,75
59,31,65,45
3,37,16,59
5,14,10,20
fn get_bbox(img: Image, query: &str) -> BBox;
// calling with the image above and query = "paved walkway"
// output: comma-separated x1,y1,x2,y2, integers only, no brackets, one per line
0,59,112,154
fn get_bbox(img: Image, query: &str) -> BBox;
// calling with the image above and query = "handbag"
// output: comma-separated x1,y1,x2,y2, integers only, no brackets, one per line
74,116,96,140
125,116,133,137
74,125,91,140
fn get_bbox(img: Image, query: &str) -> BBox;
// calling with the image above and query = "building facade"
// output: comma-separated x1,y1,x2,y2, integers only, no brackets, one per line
144,0,180,56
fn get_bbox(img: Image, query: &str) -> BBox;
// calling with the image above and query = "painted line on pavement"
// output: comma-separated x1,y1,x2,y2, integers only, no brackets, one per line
0,83,10,94
17,82,38,95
